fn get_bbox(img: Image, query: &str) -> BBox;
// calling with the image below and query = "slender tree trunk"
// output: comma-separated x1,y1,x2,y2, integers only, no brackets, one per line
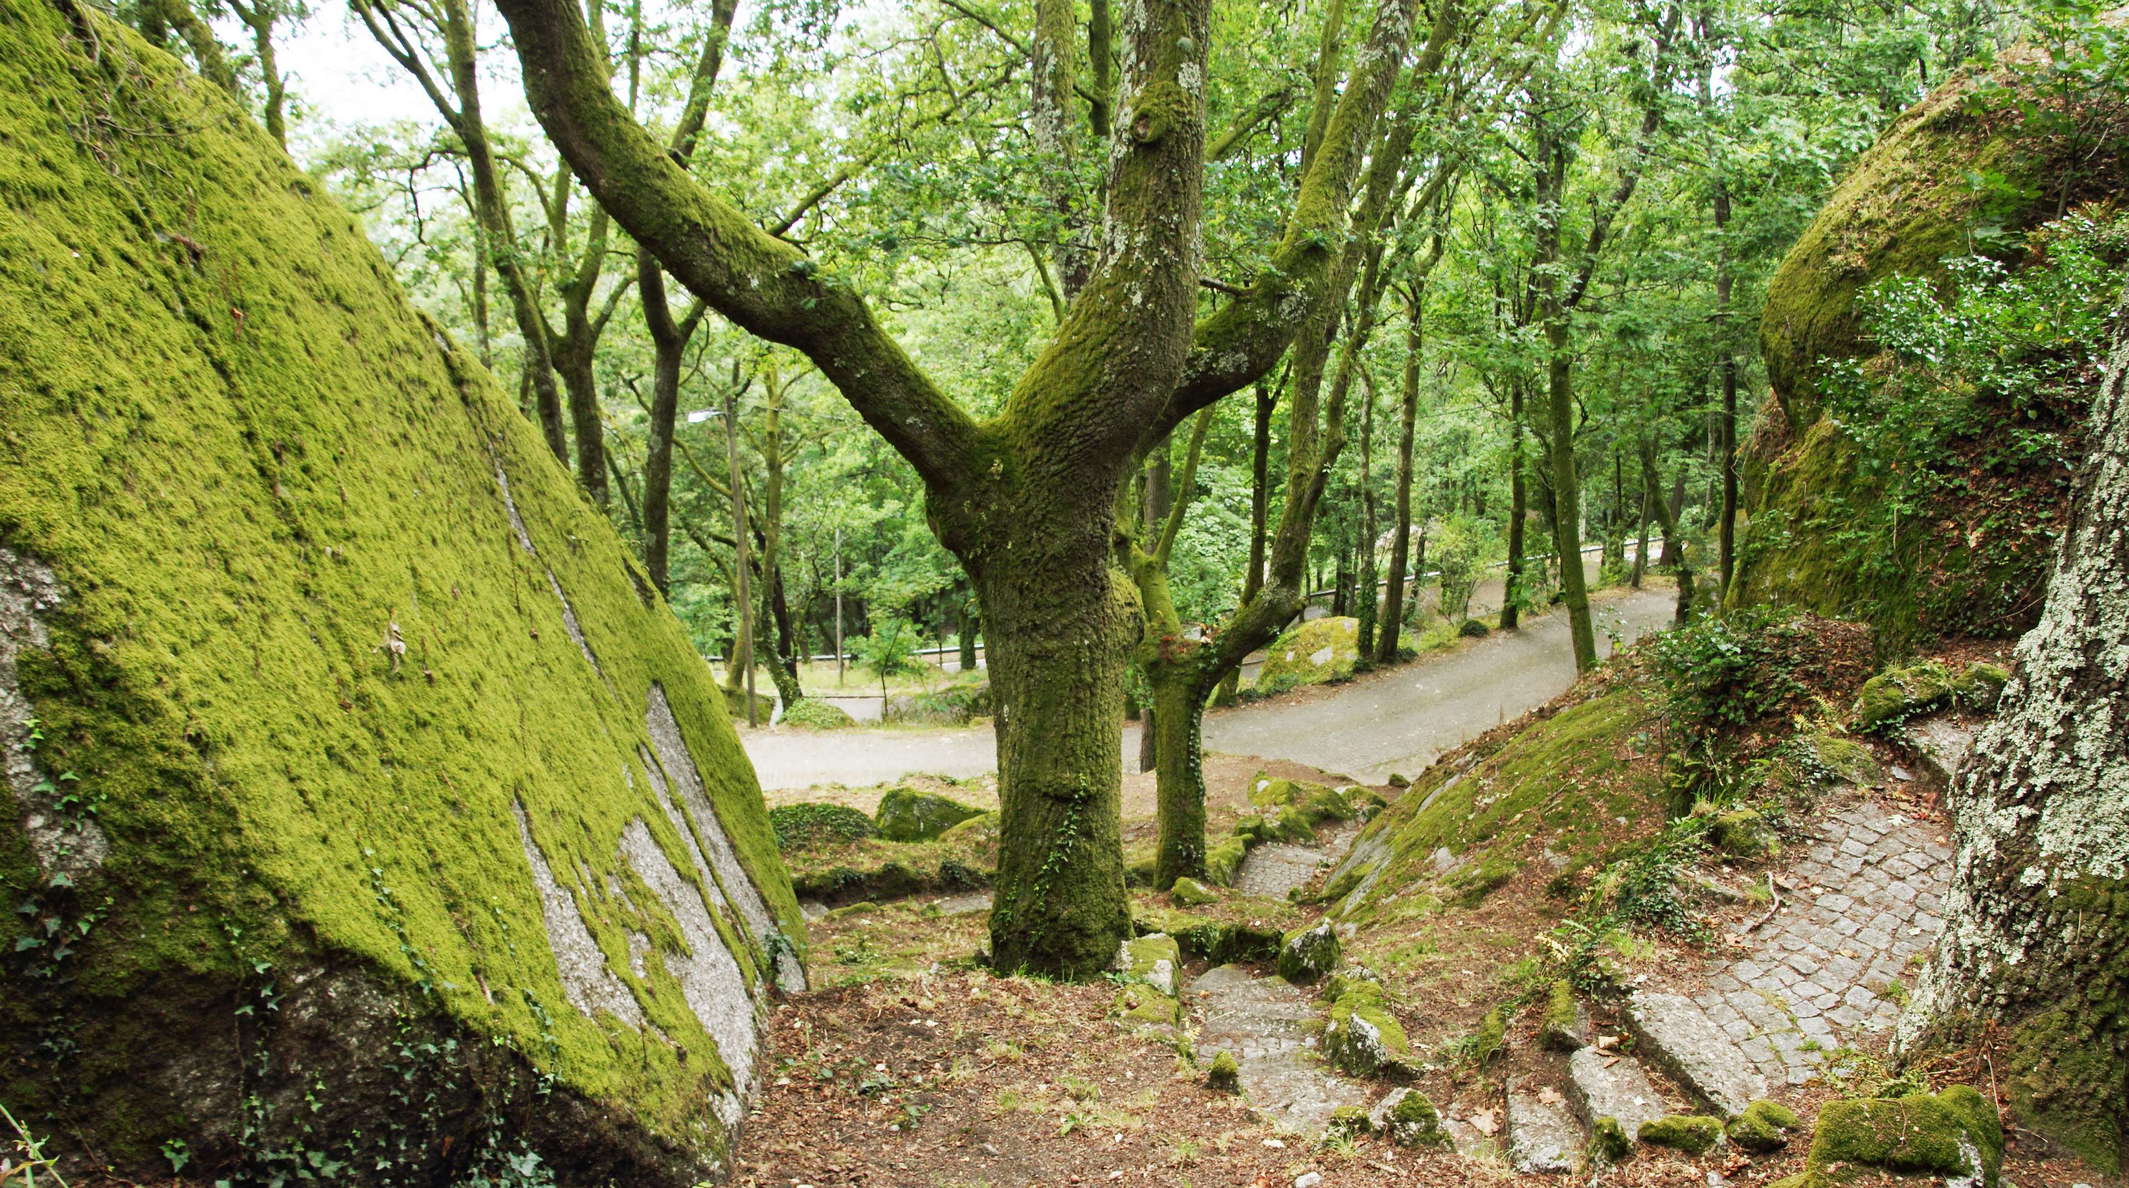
723,388,756,723
1535,124,1596,671
1899,324,2129,1174
1356,381,1379,657
1631,476,1651,589
1640,437,1695,623
1139,442,1171,773
555,324,608,506
1502,380,1527,629
1215,381,1277,706
638,254,687,594
1376,294,1423,662
958,595,979,672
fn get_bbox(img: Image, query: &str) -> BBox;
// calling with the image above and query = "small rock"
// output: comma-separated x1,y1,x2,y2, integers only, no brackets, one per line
1277,922,1341,983
1294,1173,1323,1188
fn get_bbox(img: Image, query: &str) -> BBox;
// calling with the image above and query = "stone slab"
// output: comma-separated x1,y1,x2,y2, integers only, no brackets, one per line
1625,991,1766,1117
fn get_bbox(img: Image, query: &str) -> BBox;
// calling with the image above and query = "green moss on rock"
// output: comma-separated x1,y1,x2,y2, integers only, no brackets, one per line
1380,1088,1450,1146
1277,921,1340,982
769,802,876,849
1254,617,1360,694
779,698,856,730
1168,875,1218,906
1710,809,1777,859
1592,1115,1634,1162
1805,1087,2002,1185
1323,977,1417,1077
1206,1050,1241,1092
1638,1113,1725,1154
873,786,984,841
1851,660,1961,731
0,5,803,1179
1727,1099,1801,1153
1540,978,1584,1051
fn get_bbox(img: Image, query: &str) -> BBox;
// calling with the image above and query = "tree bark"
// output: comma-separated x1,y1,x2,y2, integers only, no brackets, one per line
1377,292,1423,662
1502,379,1527,630
1639,437,1694,623
1899,322,2129,1175
1356,372,1379,657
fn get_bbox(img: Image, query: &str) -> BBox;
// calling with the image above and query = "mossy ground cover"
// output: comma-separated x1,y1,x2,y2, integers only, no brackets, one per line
0,4,800,1178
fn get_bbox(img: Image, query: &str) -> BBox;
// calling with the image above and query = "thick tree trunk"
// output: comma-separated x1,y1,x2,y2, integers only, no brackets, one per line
1898,325,2129,1175
1502,381,1527,630
972,534,1136,977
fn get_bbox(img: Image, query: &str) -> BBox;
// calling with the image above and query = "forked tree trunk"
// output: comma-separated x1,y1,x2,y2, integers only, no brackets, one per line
1898,324,2129,1175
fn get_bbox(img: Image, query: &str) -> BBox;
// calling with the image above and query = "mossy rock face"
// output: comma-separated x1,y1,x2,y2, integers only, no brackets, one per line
1116,932,1182,997
1639,1113,1725,1154
1203,836,1247,886
1807,733,1882,788
1728,1099,1801,1153
1254,616,1360,694
0,7,803,1180
873,786,984,841
769,802,877,850
1806,1087,2003,1186
779,698,856,730
1737,50,2129,646
1458,618,1490,638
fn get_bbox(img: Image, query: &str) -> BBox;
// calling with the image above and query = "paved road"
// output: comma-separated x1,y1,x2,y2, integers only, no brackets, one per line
742,585,1675,792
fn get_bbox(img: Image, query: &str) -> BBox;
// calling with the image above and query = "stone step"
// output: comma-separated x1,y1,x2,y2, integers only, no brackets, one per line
1565,1046,1671,1138
1505,1079,1581,1174
1624,991,1767,1117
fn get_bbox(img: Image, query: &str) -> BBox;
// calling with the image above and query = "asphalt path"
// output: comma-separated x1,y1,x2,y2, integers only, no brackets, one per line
741,584,1675,792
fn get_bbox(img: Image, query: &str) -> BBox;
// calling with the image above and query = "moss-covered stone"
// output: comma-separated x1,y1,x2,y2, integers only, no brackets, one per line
1253,616,1360,694
1592,1115,1634,1162
1327,1105,1374,1138
873,786,984,841
1953,660,2009,710
1808,733,1882,787
1145,912,1285,964
1206,1050,1241,1092
769,802,878,851
1116,932,1182,996
1378,1088,1450,1147
1277,921,1340,983
1727,1099,1801,1153
1112,981,1183,1027
1806,1087,2002,1186
1540,978,1585,1051
1710,809,1777,859
1203,835,1247,886
881,679,992,726
1168,875,1218,906
1323,976,1416,1077
0,5,803,1178
1638,1113,1725,1154
1851,660,1961,731
1470,1005,1507,1064
779,698,856,730
1458,618,1490,638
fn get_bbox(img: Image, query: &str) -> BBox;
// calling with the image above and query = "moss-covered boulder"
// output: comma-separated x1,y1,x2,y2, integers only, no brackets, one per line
1639,1113,1725,1154
1205,1050,1242,1092
780,698,856,730
1254,616,1360,694
1850,659,2011,731
1727,1099,1801,1153
1710,809,1777,859
769,802,877,850
1540,978,1586,1051
1800,1087,2003,1186
1277,921,1341,982
0,7,804,1181
881,680,991,725
873,785,984,841
1736,45,2129,646
1168,875,1218,906
1372,1088,1451,1147
1322,976,1416,1077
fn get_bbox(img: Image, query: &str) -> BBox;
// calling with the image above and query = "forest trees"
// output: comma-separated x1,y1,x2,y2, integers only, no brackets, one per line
493,0,1429,975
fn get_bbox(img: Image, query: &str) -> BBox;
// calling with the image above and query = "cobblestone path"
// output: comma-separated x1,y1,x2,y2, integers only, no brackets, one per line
1693,793,1953,1086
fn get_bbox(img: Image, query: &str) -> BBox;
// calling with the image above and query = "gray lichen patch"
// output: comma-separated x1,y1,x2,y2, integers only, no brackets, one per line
1,546,107,880
618,817,757,1129
645,684,805,991
512,801,645,1027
